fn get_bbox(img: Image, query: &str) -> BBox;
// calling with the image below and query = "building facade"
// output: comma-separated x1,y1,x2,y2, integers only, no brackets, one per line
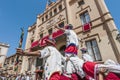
21,0,120,78
0,42,9,68
1,54,23,76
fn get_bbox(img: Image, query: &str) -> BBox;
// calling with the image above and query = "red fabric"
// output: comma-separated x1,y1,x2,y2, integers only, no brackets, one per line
52,30,64,38
105,72,120,80
83,23,91,32
40,36,49,46
50,72,61,80
45,39,56,47
65,44,78,55
31,30,64,48
83,75,93,80
31,40,39,48
60,73,79,80
60,75,70,80
83,61,96,79
71,73,80,80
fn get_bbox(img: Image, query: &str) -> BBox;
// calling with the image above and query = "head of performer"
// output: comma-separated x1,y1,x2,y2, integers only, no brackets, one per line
80,48,88,53
45,38,56,47
65,24,73,30
81,48,94,62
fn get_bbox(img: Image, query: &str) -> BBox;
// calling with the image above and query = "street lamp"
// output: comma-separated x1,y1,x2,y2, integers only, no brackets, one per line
116,32,120,42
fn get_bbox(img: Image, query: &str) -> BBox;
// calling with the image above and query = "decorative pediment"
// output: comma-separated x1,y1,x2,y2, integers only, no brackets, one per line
39,26,44,32
58,14,63,21
46,19,55,28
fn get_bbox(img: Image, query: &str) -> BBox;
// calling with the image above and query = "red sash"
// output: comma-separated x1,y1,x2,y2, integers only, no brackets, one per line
49,72,61,80
105,72,120,80
83,61,96,79
65,43,78,55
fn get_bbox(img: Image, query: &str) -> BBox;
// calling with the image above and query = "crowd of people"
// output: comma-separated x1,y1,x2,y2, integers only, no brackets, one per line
11,24,120,80
0,71,33,80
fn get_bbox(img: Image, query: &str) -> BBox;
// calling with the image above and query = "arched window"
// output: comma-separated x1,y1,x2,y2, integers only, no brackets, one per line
58,22,64,28
49,11,52,17
42,17,44,22
86,39,102,61
54,8,57,15
45,15,48,20
48,28,53,35
58,5,62,11
40,33,43,39
11,58,14,65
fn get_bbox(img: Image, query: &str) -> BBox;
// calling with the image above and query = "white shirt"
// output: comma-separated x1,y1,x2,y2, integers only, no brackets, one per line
82,53,94,62
39,46,63,79
65,56,85,78
0,76,6,80
65,30,79,46
15,76,20,80
21,76,26,80
25,76,30,80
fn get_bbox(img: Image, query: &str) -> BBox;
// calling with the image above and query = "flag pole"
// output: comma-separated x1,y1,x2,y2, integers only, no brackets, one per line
18,28,24,48
14,28,24,72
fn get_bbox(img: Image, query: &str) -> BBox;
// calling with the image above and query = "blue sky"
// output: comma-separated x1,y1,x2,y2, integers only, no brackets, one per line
0,0,120,57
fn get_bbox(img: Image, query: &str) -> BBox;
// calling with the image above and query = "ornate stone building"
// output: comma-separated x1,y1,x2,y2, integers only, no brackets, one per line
0,42,9,68
2,54,23,76
21,0,120,78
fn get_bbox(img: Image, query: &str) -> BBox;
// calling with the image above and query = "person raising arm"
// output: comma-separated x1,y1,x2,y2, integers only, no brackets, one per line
16,48,41,57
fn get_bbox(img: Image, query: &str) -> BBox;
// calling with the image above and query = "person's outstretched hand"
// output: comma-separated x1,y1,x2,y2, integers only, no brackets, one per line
16,48,24,55
66,57,70,62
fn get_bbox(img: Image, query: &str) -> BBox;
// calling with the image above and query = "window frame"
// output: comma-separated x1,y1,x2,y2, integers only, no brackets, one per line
42,17,44,22
45,15,48,20
78,0,85,7
48,28,53,35
54,8,57,15
49,11,52,17
80,11,91,25
58,4,62,11
58,21,64,28
11,58,14,65
85,39,102,61
40,33,43,39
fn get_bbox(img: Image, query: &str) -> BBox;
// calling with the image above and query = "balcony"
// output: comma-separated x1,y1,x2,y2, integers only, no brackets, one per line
82,23,91,32
31,30,64,49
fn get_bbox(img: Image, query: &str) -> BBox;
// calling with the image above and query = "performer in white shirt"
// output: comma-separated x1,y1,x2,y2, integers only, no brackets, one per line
80,48,120,80
55,24,85,79
16,38,64,80
81,48,94,62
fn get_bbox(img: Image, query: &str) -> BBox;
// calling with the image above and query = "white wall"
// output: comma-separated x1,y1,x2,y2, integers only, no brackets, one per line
0,43,9,67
